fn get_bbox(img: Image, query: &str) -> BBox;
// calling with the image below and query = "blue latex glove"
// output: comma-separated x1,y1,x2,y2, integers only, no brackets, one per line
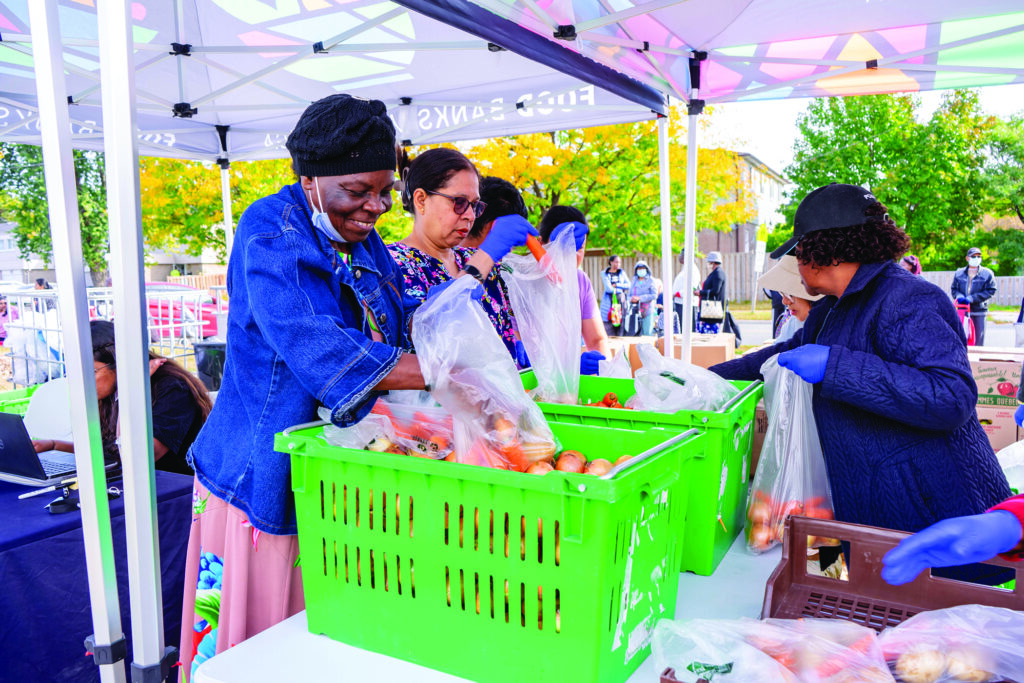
1015,404,1024,427
965,294,975,304
580,350,605,376
551,221,589,250
956,296,969,304
881,510,1023,585
479,214,539,262
777,344,830,384
424,278,483,305
514,340,530,369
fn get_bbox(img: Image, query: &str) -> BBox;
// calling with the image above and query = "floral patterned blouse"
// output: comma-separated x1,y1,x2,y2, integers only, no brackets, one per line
387,242,519,358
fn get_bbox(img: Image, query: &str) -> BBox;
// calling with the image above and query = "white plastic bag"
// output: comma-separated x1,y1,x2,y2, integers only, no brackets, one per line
653,617,893,682
598,350,632,379
412,277,557,470
370,391,454,459
502,227,581,404
997,439,1024,493
318,408,395,451
626,343,739,413
746,355,833,553
877,605,1024,683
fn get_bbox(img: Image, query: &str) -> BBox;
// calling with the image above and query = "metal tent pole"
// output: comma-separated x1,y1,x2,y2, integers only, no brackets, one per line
96,0,177,680
657,114,674,358
680,52,707,364
220,164,234,254
27,1,127,681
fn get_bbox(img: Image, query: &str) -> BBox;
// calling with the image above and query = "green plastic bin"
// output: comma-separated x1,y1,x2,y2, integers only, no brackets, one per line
277,420,705,683
0,385,39,416
521,371,763,576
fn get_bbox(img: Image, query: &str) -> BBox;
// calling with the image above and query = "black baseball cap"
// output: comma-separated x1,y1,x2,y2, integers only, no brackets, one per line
966,247,981,257
770,183,878,259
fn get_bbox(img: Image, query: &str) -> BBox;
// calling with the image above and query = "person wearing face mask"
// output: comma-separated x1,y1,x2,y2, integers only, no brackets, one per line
389,150,534,365
537,205,609,374
708,183,1011,585
756,255,824,342
179,95,536,678
600,255,631,337
951,247,996,346
627,261,658,336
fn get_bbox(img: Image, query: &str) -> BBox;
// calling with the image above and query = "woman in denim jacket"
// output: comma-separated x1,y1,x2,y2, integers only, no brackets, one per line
179,94,536,678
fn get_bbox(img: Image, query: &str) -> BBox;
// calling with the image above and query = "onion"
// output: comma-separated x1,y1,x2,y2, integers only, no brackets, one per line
555,453,584,474
585,459,612,476
526,461,554,475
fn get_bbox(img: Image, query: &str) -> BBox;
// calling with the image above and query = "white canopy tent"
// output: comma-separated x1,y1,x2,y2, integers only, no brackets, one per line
7,2,669,681
451,0,1024,361
11,1,1024,681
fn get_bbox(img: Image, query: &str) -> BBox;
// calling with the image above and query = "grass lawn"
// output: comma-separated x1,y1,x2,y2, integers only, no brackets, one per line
728,300,774,321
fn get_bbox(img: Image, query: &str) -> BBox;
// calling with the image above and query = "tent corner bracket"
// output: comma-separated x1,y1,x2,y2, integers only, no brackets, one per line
688,99,705,116
169,42,192,56
173,102,198,118
553,25,577,40
128,645,178,683
84,634,127,667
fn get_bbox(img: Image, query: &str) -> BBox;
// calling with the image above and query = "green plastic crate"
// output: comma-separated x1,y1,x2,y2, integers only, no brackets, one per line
277,421,705,683
0,384,39,416
521,371,763,576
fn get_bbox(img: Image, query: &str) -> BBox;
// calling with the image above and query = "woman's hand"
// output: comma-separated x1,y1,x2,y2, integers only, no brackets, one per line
32,439,56,453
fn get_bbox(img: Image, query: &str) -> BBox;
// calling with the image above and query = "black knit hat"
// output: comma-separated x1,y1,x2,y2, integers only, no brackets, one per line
286,94,397,177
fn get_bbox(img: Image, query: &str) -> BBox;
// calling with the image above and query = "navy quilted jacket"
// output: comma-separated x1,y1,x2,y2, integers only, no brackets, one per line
710,261,1011,534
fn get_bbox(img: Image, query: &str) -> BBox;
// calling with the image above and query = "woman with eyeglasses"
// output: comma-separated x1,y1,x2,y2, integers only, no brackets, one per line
31,319,210,474
389,148,532,363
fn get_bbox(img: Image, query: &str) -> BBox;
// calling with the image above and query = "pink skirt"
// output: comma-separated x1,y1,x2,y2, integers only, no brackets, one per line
178,479,304,682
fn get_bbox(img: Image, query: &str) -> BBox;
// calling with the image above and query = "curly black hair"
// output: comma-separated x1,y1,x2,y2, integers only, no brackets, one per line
468,176,527,240
794,202,910,267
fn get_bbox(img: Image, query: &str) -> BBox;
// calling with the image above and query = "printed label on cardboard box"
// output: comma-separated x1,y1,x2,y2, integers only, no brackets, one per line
970,357,1021,408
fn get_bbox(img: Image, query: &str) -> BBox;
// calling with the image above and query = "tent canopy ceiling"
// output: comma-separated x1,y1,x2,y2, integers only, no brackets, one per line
0,0,664,162
460,0,1024,103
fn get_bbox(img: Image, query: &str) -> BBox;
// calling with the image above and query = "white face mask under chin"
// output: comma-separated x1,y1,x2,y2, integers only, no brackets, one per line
309,177,348,244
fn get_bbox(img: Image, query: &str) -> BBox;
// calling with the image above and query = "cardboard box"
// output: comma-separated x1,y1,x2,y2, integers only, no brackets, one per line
627,333,735,372
977,405,1020,452
750,401,767,480
968,348,1024,408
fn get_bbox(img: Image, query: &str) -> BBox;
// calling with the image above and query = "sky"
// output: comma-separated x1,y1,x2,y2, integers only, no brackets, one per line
705,83,1024,178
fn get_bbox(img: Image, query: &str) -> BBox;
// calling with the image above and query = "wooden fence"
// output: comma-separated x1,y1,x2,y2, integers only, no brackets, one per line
583,255,1024,307
168,273,227,300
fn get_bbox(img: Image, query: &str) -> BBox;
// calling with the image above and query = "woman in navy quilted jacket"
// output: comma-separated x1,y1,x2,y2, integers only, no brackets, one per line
710,184,1011,579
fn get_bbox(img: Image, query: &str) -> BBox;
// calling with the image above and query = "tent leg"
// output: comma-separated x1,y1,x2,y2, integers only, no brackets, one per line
97,0,174,680
28,1,127,681
221,164,234,257
681,108,700,364
657,115,674,358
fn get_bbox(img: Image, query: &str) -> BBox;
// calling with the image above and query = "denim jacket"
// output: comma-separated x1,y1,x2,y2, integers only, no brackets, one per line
189,183,416,535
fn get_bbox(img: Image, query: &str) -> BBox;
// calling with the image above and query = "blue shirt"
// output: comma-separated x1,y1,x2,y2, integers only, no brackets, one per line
189,183,417,535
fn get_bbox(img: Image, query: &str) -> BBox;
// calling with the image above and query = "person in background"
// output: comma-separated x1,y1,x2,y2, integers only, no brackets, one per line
34,278,51,290
0,295,14,345
600,255,630,337
181,95,536,679
389,149,526,365
899,254,922,275
628,260,658,336
951,246,996,345
708,183,1011,583
767,289,785,336
698,251,726,333
882,493,1024,585
672,249,700,333
32,319,211,474
756,255,823,342
537,205,609,374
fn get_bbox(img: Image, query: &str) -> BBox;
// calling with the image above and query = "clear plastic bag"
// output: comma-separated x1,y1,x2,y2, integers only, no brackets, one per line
996,439,1024,494
877,605,1024,683
746,355,833,553
412,276,558,470
625,343,739,413
502,227,581,404
318,408,396,452
370,391,454,459
598,350,633,379
653,617,893,682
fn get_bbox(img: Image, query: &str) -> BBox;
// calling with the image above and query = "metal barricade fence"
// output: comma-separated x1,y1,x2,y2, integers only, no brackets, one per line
4,287,205,388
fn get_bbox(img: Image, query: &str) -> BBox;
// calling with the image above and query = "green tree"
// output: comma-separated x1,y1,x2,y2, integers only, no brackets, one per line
983,116,1024,225
783,92,994,270
0,142,110,285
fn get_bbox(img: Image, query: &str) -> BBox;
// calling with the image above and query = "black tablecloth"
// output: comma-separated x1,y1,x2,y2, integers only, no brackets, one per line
0,471,192,681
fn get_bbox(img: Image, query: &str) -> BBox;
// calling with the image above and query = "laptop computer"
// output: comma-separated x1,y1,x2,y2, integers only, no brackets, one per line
0,412,112,486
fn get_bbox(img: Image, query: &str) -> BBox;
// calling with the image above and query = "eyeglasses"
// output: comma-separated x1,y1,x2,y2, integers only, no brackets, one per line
425,190,487,218
94,363,114,375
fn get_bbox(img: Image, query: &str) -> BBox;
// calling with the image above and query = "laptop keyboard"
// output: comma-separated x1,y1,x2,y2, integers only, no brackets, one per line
41,459,75,476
